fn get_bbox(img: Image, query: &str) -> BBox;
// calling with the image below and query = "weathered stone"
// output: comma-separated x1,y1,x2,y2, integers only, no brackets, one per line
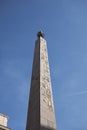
0,113,10,130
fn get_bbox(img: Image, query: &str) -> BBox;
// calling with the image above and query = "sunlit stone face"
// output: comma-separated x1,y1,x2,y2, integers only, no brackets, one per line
40,37,56,130
0,114,8,127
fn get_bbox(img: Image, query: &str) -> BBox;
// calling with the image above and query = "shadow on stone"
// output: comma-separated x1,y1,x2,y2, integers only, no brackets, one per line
41,125,56,130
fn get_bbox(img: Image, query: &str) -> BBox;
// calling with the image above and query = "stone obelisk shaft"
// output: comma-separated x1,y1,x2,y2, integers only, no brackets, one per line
26,35,56,130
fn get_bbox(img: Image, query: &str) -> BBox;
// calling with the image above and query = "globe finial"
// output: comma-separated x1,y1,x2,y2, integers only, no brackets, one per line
37,31,44,38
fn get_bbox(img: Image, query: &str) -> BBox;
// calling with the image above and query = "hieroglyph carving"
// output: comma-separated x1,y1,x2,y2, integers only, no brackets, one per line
40,39,53,111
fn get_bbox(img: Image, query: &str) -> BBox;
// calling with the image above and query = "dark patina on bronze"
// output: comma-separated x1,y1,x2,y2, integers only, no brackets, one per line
37,31,44,38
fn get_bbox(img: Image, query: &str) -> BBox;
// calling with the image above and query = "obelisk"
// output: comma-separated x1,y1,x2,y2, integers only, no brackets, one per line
26,31,57,130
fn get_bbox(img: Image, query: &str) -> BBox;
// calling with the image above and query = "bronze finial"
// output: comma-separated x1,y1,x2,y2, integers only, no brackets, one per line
37,31,44,38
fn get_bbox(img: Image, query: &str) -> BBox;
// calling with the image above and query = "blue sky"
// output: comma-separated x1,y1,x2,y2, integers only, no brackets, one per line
0,0,87,130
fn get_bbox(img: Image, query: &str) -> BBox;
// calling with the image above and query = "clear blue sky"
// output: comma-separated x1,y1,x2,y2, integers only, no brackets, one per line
0,0,87,130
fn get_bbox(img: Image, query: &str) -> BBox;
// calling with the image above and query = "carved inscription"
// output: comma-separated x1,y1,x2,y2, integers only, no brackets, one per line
41,39,53,111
